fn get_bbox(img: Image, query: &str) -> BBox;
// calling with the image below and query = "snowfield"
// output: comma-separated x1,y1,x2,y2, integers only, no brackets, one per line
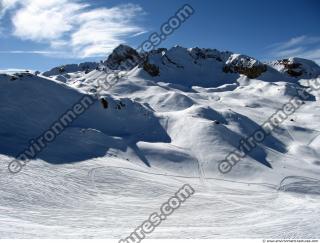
1,155,320,238
1,45,320,238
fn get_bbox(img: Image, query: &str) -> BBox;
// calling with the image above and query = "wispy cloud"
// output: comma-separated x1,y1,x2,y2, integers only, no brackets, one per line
0,0,145,58
267,35,320,64
0,50,63,55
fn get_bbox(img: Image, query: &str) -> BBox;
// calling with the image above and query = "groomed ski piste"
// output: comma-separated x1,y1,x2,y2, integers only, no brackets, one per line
1,45,320,238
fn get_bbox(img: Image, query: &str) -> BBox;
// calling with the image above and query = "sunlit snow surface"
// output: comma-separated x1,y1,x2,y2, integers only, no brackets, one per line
1,156,320,239
1,63,320,238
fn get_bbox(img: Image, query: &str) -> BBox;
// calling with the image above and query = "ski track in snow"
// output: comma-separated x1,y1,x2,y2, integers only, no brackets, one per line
1,156,320,238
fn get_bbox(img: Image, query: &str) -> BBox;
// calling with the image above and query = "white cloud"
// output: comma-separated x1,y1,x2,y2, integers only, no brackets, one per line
12,0,85,41
71,4,144,57
267,35,320,65
0,0,145,58
277,47,304,57
0,50,63,54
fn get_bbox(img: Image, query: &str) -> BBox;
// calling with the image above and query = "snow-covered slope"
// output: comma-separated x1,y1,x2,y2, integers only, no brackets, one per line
1,45,320,238
42,62,99,83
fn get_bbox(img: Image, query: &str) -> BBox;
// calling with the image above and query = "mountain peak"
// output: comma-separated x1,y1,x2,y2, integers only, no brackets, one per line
104,44,142,70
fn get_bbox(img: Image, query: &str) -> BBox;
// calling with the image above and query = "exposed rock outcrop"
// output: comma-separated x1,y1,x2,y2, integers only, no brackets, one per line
105,44,142,70
269,57,320,79
223,54,267,79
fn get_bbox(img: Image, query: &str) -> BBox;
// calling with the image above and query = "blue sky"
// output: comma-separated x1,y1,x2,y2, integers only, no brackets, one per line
0,0,320,71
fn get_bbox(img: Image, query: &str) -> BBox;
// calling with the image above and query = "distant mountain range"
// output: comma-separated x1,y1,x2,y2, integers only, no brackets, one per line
43,44,320,88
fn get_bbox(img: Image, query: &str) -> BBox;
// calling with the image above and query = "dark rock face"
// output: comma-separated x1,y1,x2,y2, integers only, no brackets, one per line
189,47,226,62
278,59,303,77
270,58,320,79
105,44,142,70
286,69,303,77
222,55,267,79
100,98,108,109
223,64,267,79
142,62,160,76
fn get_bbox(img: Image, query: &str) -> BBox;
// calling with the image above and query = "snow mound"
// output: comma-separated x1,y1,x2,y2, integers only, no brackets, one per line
0,73,170,164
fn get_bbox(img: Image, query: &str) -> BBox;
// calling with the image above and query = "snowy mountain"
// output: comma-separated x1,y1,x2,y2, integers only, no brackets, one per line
43,45,320,86
1,45,320,238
